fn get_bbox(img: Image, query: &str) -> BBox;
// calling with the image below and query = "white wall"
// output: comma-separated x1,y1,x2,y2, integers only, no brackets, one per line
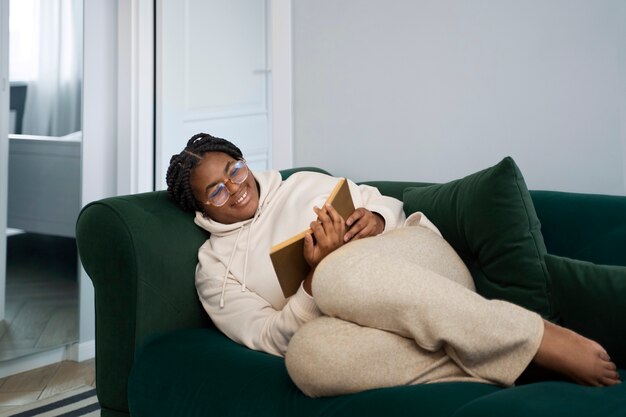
293,0,626,195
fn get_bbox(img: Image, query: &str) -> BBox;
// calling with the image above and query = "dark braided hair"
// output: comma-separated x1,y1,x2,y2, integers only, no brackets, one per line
166,133,243,212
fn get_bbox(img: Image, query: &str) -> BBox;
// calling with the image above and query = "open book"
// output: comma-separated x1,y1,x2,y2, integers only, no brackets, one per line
270,178,355,298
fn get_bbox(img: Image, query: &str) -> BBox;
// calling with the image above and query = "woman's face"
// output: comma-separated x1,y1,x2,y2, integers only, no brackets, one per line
190,151,260,224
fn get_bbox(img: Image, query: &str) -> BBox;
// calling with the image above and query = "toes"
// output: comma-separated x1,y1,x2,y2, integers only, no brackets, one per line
589,379,603,387
600,376,621,386
599,369,621,386
598,350,611,361
607,370,621,381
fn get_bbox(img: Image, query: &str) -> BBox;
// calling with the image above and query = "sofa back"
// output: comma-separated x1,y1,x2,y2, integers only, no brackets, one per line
531,190,626,267
363,180,626,267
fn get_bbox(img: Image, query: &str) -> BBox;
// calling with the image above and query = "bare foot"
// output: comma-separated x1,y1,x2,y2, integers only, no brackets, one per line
532,320,621,386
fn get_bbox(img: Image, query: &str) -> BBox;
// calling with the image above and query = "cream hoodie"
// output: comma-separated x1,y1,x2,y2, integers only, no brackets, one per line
194,170,438,357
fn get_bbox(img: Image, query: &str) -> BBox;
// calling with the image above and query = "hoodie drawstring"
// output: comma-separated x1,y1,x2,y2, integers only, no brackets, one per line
241,209,261,293
242,226,252,293
220,227,244,308
219,209,262,308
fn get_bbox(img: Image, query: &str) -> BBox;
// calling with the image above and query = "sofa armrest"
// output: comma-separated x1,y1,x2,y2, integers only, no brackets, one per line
76,191,211,415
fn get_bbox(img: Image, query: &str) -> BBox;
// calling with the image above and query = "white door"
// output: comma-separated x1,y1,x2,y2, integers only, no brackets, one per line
156,0,270,190
0,0,9,321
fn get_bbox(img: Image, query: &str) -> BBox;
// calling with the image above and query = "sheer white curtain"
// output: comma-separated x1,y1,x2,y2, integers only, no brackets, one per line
15,0,82,137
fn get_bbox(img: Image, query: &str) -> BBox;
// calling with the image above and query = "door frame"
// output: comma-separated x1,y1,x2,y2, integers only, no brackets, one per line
117,0,155,195
268,0,293,170
0,0,9,321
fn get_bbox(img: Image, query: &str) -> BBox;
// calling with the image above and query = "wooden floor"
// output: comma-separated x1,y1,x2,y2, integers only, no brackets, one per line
0,359,95,413
1,233,79,361
0,233,91,414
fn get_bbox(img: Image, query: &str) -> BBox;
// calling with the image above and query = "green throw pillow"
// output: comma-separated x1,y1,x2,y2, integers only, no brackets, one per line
403,157,555,320
544,254,626,368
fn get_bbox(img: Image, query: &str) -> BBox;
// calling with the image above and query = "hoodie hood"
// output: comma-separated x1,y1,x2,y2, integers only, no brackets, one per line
194,169,283,308
194,170,283,236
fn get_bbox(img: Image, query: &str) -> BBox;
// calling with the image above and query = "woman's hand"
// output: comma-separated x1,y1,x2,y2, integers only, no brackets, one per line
343,208,385,242
303,203,346,269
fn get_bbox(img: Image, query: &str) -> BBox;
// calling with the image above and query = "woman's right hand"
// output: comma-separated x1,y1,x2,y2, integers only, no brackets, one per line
303,203,346,270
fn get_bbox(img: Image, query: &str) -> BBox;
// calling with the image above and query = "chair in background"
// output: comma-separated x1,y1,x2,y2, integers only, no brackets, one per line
9,82,27,134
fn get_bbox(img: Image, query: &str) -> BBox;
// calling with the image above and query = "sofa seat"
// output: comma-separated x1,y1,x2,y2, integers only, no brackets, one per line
452,371,626,417
128,327,626,417
128,327,502,417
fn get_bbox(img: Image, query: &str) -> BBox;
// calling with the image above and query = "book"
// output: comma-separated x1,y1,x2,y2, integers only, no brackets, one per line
270,178,355,298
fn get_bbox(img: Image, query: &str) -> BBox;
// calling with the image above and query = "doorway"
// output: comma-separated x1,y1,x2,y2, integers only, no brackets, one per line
156,0,272,186
0,0,82,362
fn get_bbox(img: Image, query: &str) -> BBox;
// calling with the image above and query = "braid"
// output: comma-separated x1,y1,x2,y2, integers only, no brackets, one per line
166,133,243,212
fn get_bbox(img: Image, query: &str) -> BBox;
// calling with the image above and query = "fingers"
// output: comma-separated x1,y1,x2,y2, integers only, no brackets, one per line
325,203,344,224
344,208,366,241
344,208,384,242
303,232,314,253
345,221,371,242
305,204,346,269
303,232,319,268
314,204,345,236
346,208,364,227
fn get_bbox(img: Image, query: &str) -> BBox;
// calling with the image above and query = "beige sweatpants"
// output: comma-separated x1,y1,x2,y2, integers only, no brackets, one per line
285,226,544,398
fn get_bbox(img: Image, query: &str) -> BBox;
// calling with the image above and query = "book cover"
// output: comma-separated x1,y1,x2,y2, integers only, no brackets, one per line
270,178,355,298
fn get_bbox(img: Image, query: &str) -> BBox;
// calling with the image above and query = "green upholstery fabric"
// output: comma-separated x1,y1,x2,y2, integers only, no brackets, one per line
532,191,626,267
76,167,329,417
359,180,433,202
76,192,211,416
544,254,626,368
128,327,500,417
280,166,331,179
452,371,626,417
402,157,555,319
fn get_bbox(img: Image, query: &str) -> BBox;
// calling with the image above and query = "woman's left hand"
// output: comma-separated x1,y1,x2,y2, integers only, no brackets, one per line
344,208,385,242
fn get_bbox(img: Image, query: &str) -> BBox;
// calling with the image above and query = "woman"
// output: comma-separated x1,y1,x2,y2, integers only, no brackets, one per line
166,133,620,397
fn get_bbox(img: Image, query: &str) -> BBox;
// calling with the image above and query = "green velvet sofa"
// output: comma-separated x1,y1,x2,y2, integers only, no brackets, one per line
76,165,626,417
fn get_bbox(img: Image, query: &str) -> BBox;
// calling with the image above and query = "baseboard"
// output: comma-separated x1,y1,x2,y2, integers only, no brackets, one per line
0,346,66,379
0,339,96,379
67,339,96,362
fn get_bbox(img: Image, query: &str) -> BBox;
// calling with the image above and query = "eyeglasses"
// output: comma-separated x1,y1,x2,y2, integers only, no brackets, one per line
205,160,249,207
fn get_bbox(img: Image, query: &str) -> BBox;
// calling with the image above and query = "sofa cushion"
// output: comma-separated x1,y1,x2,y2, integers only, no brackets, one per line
544,254,626,368
451,371,626,417
402,157,555,320
128,327,500,417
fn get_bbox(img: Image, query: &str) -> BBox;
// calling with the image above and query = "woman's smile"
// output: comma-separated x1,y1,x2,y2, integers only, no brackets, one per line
231,186,250,207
